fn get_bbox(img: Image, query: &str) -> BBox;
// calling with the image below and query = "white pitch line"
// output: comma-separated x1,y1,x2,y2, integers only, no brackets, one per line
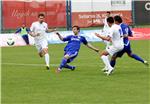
1,62,149,69
1,62,100,67
1,63,59,67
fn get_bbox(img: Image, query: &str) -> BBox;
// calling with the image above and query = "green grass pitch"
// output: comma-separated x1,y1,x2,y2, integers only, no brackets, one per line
1,40,150,104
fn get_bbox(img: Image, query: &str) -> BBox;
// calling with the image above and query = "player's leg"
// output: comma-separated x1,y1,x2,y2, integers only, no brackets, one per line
100,49,114,75
64,56,76,70
56,51,77,73
42,48,50,69
40,40,50,69
22,35,29,45
126,44,148,65
60,52,77,70
110,55,117,68
102,45,123,75
64,64,76,70
110,50,125,68
56,54,70,73
127,52,148,65
35,42,43,57
60,54,70,69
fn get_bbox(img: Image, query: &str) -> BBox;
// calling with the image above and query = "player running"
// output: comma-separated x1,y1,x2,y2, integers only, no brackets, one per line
95,17,124,75
29,13,56,70
110,15,148,68
101,11,111,48
55,26,99,73
103,12,111,33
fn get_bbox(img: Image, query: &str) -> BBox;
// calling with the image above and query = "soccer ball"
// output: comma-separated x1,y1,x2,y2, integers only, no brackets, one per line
7,38,15,46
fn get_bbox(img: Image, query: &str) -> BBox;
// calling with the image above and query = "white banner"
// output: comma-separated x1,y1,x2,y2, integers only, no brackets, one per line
47,30,102,44
0,30,103,47
0,34,34,47
72,0,131,12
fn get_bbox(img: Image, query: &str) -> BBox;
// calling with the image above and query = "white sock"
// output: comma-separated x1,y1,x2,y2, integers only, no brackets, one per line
45,53,49,67
101,55,112,69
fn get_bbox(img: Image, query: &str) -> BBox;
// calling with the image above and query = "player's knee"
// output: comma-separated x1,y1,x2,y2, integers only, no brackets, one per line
127,53,132,57
43,48,48,55
64,55,70,59
100,51,108,56
100,52,104,56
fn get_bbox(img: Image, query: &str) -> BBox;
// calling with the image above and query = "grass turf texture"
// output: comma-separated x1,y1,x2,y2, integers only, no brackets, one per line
1,40,150,104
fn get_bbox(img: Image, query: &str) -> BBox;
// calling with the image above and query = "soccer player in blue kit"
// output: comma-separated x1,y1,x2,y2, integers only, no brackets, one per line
55,26,99,73
110,15,148,68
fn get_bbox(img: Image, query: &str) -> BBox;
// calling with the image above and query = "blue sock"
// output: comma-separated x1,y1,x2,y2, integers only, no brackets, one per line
131,54,144,63
110,60,116,67
60,58,67,69
64,64,74,70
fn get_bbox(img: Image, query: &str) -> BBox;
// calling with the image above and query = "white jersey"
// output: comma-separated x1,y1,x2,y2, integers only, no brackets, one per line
108,24,124,48
30,21,48,42
102,17,111,48
103,17,110,33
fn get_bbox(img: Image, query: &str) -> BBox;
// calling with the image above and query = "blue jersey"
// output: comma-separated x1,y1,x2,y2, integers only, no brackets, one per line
63,35,88,52
120,23,132,46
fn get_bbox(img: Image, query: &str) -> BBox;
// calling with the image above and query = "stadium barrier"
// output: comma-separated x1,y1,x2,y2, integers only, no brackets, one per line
2,0,132,29
130,28,150,40
1,28,150,47
0,30,102,47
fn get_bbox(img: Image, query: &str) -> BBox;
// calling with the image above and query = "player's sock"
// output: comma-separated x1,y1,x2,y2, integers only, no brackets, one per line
64,64,75,70
60,58,67,69
101,55,113,69
110,60,116,67
131,54,144,63
45,53,49,67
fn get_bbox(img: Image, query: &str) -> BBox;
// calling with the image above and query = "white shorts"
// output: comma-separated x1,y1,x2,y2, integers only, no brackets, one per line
35,39,48,52
106,45,123,56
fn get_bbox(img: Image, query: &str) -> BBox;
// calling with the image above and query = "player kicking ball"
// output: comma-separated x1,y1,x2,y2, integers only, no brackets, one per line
55,26,99,73
95,17,124,76
110,15,148,68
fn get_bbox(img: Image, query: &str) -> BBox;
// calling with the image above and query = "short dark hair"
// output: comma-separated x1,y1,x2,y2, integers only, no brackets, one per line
114,15,123,23
38,13,45,18
72,25,80,31
107,17,114,23
106,11,111,14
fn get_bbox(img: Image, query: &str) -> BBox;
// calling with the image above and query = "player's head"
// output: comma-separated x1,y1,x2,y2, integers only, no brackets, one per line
22,23,26,28
72,25,80,35
114,15,123,24
107,17,114,27
38,13,45,23
106,11,111,17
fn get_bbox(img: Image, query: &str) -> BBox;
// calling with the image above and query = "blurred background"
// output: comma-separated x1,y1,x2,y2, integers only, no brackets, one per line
0,0,150,47
0,0,150,33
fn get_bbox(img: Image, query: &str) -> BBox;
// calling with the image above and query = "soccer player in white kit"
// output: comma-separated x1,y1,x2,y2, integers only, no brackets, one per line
95,17,124,75
101,11,111,48
29,13,56,70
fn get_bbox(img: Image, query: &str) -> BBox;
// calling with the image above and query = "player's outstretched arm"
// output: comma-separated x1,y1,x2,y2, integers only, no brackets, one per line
86,43,99,53
55,32,64,41
46,28,57,33
28,31,40,37
95,33,111,41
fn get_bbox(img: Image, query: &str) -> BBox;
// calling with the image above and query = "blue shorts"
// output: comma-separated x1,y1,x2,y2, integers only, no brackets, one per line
64,51,78,63
115,43,132,57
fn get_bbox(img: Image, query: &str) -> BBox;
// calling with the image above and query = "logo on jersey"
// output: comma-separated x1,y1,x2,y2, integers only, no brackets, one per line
71,37,80,41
